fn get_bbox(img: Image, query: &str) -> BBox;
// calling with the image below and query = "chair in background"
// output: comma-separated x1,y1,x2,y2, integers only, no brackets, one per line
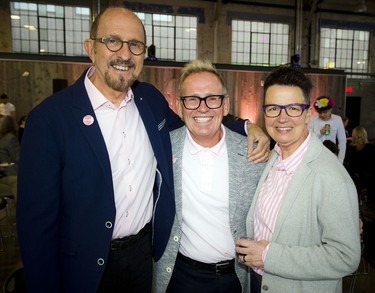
0,176,17,243
361,200,375,269
0,197,7,251
349,195,375,292
0,175,17,222
3,267,26,293
348,241,370,293
0,194,16,251
1,194,16,219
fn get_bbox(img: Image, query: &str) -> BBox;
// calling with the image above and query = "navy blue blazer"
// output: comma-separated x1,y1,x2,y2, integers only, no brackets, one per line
17,70,182,292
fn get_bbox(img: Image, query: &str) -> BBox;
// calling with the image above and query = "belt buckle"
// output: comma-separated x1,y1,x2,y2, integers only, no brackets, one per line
110,240,122,251
215,261,230,275
110,242,117,251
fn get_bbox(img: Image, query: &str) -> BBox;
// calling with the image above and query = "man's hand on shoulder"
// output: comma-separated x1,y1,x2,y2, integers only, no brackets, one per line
246,122,270,163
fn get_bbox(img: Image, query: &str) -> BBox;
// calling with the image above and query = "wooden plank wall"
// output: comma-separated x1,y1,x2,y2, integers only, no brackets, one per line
140,65,346,128
0,60,346,128
0,60,90,123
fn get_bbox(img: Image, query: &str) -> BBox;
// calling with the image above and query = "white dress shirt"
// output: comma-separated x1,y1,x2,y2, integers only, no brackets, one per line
84,67,156,238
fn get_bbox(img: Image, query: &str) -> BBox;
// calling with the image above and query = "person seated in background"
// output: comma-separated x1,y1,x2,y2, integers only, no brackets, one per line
0,93,16,119
0,115,19,177
0,174,17,202
308,96,346,163
345,126,375,266
341,116,351,141
0,94,17,186
344,126,375,203
18,115,27,143
0,115,19,202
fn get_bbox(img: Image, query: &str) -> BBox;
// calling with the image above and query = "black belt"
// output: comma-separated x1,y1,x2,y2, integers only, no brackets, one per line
110,222,151,250
177,252,235,276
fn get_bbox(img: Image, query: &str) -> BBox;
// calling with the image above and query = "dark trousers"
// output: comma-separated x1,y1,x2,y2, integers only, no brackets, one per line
97,223,152,293
250,269,262,293
166,254,241,293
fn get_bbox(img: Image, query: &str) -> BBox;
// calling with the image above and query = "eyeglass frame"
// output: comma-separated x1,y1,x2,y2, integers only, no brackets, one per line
91,36,147,55
262,103,310,117
179,95,226,110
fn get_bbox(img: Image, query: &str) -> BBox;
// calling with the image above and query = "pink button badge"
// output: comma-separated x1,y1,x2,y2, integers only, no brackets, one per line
83,115,94,126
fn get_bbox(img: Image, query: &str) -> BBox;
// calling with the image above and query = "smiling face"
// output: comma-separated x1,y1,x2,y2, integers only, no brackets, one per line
177,71,229,148
84,8,145,99
264,85,311,158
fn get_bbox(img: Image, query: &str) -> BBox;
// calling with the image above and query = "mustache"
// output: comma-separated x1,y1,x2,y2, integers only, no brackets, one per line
109,59,135,67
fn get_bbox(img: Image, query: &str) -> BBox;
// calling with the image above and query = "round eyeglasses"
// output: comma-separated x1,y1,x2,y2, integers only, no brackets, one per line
180,95,225,110
91,36,147,55
262,103,310,118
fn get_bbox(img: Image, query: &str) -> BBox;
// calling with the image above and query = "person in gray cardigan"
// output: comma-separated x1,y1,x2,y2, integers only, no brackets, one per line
153,59,265,293
236,66,361,293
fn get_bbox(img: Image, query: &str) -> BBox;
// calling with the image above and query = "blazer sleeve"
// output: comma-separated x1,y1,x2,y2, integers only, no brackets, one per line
17,104,64,291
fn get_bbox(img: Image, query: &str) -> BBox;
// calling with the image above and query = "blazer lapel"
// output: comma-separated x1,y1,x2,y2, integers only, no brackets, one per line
133,89,174,193
70,75,113,190
271,137,322,239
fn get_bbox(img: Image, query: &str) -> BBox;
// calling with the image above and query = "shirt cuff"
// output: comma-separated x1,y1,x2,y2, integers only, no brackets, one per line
262,243,270,263
244,119,249,135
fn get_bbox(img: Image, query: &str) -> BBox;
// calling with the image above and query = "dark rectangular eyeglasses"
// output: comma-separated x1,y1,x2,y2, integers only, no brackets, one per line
180,95,225,110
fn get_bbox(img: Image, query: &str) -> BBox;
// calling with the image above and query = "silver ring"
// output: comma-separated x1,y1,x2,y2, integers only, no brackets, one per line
242,254,246,262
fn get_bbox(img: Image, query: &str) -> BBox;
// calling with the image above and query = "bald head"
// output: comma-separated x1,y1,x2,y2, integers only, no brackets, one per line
90,7,146,44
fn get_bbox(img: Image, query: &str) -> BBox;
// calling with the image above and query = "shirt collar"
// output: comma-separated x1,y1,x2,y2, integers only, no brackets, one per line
84,66,133,110
185,124,226,156
273,133,312,174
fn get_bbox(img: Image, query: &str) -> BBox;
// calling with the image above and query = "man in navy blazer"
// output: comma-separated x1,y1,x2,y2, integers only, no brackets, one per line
17,7,269,293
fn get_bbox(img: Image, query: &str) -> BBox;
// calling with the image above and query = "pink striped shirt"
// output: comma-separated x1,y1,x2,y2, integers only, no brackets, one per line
253,134,311,275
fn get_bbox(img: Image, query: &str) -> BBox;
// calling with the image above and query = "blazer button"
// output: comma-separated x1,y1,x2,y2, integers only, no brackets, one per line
166,267,172,273
173,236,179,242
97,258,105,266
105,221,112,229
262,285,269,291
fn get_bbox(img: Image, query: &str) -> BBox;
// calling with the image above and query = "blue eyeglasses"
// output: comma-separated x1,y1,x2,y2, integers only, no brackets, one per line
262,103,310,117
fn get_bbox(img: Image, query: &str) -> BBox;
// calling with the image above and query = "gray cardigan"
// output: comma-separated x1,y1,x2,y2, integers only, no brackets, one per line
153,126,265,293
246,135,361,293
